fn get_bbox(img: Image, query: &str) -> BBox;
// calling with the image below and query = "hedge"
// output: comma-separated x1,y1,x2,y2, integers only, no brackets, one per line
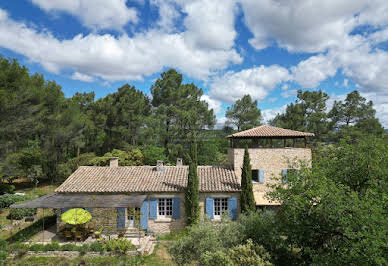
0,194,34,208
7,208,37,220
7,214,57,242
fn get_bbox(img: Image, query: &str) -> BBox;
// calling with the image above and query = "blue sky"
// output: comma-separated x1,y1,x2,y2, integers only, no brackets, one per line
0,0,387,127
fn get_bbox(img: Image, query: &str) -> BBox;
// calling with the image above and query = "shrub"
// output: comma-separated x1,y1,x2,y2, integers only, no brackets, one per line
89,242,104,252
0,251,7,262
76,244,90,255
42,241,60,251
169,217,244,265
105,239,134,254
6,208,37,220
7,214,56,242
0,194,33,208
60,244,77,251
0,183,15,194
29,244,45,252
200,239,272,266
0,240,7,250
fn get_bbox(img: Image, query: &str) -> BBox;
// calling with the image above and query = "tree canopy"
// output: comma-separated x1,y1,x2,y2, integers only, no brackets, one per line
225,95,262,131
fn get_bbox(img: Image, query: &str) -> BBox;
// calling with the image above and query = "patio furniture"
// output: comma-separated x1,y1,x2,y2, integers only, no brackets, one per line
75,231,84,242
64,231,73,241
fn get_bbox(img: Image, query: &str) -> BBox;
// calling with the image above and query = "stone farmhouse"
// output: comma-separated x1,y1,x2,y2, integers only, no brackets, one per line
12,125,313,235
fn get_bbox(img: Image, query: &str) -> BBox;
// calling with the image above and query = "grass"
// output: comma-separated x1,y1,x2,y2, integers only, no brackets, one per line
156,229,188,241
3,242,175,266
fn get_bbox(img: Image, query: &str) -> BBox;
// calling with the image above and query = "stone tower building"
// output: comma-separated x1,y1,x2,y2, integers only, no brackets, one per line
227,125,314,209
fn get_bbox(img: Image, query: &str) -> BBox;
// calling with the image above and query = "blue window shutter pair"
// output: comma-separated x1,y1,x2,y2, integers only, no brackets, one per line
117,208,125,229
229,197,238,220
172,198,181,219
259,170,265,183
140,199,148,230
205,197,214,219
61,208,70,214
282,169,288,183
149,198,157,219
149,197,181,219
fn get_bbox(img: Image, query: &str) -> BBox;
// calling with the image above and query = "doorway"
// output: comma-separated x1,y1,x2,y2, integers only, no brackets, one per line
126,207,140,228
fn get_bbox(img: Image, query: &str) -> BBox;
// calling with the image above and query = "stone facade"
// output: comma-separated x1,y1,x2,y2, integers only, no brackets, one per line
57,191,240,235
147,192,186,235
228,147,312,205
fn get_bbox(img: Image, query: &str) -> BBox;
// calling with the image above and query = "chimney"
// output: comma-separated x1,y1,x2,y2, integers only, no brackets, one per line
156,160,164,172
176,158,183,166
109,157,119,168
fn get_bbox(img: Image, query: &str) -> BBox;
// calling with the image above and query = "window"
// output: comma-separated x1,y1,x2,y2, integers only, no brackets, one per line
158,198,173,217
214,198,228,217
252,170,259,182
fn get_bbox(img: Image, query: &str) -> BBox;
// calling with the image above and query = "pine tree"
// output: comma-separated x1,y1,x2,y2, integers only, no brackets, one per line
185,142,200,225
241,146,256,213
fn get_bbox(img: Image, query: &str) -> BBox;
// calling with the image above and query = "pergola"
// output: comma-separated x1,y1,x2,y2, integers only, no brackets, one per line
10,193,146,243
227,125,315,148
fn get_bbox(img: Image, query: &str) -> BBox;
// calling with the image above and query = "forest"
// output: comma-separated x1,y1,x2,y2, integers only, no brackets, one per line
0,55,386,188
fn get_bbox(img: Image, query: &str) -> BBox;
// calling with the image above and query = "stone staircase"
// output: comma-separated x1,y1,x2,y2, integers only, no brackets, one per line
138,235,157,255
124,228,145,238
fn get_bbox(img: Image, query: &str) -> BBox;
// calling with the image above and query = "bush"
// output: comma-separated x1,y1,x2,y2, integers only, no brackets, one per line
42,241,60,252
29,244,45,252
168,216,244,265
105,239,134,254
7,214,56,242
0,183,15,194
140,145,167,165
60,243,77,251
89,242,104,252
0,251,7,262
201,239,272,266
6,208,37,220
0,194,34,208
76,244,90,255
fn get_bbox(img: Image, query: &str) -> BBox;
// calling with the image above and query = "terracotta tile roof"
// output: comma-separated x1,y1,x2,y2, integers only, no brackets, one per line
55,166,240,193
227,125,314,138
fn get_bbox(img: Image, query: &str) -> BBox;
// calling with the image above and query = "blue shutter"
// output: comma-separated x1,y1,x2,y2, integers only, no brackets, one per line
61,208,70,214
85,208,93,214
259,170,265,183
172,198,181,219
205,197,214,219
117,208,125,229
282,169,288,183
149,198,157,219
228,197,238,220
140,199,148,230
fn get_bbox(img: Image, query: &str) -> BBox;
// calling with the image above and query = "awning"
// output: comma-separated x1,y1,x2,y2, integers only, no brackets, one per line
10,193,147,209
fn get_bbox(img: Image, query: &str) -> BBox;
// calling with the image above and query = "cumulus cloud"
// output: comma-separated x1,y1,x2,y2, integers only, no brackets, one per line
201,95,222,115
0,8,241,81
291,54,338,88
209,65,290,103
30,0,138,30
261,104,287,124
71,72,94,82
239,0,365,52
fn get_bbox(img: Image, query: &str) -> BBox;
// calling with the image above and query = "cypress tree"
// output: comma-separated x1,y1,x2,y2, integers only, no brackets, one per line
241,146,256,213
185,141,200,225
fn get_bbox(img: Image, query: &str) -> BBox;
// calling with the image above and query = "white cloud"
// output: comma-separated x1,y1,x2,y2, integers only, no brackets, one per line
209,65,290,103
239,0,365,52
0,8,241,82
291,54,338,88
30,0,138,30
281,89,297,98
361,92,388,128
261,105,287,124
343,78,348,87
181,0,238,50
215,116,228,129
201,95,222,115
71,72,94,82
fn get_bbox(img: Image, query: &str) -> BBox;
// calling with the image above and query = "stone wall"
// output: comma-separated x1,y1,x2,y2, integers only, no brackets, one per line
228,147,312,205
147,193,186,235
56,191,241,235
